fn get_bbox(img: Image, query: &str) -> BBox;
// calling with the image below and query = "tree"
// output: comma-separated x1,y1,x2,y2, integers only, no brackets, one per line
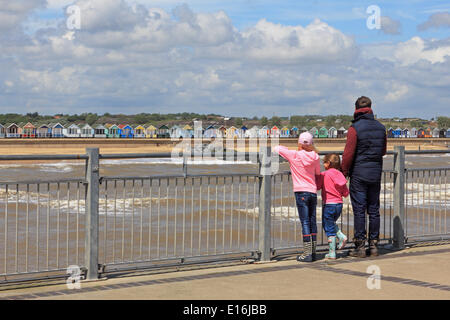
86,113,98,126
270,116,281,127
260,116,268,126
235,117,243,127
437,116,450,128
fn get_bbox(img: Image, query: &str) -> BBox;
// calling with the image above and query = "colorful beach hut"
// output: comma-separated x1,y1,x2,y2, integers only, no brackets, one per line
309,127,318,138
439,129,446,138
37,125,51,138
402,128,410,138
270,126,280,138
170,125,183,139
134,125,146,138
447,129,450,138
118,124,133,138
393,127,402,138
0,124,4,138
280,127,290,138
6,123,20,138
145,125,157,138
22,122,36,138
52,123,65,138
328,127,337,138
424,128,432,138
157,125,170,138
182,124,193,138
217,126,227,138
94,124,107,138
240,125,248,138
106,124,120,138
203,125,218,139
6,123,21,138
226,126,238,138
290,127,299,138
319,127,328,138
417,128,425,138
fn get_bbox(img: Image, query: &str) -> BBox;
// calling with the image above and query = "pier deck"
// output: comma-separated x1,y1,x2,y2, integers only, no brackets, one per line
1,242,449,300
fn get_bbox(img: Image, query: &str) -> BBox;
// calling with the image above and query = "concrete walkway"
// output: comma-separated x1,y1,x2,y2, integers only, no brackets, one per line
1,243,449,300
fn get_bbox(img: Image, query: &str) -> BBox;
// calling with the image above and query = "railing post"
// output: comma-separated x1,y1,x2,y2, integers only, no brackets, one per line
258,146,272,261
393,146,405,249
85,148,100,280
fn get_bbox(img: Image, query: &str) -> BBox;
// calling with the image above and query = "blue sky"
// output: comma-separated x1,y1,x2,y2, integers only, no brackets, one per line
1,0,449,118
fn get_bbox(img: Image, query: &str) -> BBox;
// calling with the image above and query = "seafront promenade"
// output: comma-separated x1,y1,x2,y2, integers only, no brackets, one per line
0,242,449,300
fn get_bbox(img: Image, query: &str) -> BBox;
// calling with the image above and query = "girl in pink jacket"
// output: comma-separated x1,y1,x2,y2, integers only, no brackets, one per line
273,132,321,262
319,154,349,259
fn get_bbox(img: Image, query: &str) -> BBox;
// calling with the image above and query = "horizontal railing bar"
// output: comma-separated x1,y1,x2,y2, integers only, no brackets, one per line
406,167,449,172
103,251,258,269
0,179,86,185
101,173,262,181
0,154,88,161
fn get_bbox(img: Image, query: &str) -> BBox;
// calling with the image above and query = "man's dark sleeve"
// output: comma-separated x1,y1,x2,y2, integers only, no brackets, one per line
341,126,357,177
383,134,387,156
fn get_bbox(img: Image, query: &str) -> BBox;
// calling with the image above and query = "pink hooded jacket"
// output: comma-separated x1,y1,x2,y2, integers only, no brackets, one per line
273,145,321,194
319,168,349,204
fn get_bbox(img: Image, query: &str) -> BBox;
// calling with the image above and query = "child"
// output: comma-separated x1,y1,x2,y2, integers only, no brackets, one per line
320,154,349,259
273,132,321,262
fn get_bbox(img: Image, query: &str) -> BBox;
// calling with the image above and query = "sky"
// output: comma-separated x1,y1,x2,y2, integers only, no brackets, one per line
1,0,449,119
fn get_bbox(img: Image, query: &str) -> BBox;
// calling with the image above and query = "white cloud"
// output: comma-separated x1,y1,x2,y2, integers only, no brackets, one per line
0,2,449,118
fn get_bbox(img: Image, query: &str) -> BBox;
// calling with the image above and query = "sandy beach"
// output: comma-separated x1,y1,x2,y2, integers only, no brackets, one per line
0,138,447,156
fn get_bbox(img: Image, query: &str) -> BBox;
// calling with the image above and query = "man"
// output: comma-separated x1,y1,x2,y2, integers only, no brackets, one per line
341,96,387,257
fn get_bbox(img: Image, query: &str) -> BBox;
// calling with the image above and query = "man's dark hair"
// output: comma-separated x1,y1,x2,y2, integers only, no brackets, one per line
355,96,372,109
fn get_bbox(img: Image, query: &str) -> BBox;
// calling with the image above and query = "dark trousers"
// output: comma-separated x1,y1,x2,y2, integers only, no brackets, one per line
349,177,381,241
294,192,317,242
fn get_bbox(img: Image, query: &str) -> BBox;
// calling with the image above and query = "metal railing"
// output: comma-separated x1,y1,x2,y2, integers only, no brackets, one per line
0,146,448,284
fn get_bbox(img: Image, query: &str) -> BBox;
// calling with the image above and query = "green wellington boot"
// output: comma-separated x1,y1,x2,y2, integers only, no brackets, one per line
335,226,348,250
325,236,337,260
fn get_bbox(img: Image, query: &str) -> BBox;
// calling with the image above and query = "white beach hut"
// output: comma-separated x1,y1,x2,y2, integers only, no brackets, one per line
66,124,81,138
81,124,95,138
94,124,107,138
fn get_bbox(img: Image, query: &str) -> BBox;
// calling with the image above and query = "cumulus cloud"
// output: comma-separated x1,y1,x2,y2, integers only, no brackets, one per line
380,16,401,35
0,1,449,118
0,0,46,31
418,12,450,31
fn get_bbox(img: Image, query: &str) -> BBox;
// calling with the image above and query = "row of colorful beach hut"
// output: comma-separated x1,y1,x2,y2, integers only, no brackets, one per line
0,122,449,139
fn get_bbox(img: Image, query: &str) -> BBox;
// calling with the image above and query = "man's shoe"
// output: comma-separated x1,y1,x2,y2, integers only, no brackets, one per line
368,239,379,256
348,239,367,258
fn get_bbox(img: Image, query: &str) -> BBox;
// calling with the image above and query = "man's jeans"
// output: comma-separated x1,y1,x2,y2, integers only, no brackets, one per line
294,192,317,242
322,203,343,237
350,176,381,241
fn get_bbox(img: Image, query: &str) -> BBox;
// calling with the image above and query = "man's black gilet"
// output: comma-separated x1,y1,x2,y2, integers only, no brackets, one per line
350,113,386,183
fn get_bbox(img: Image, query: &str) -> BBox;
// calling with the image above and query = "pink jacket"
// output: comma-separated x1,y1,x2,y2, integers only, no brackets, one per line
319,168,349,204
273,145,321,194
